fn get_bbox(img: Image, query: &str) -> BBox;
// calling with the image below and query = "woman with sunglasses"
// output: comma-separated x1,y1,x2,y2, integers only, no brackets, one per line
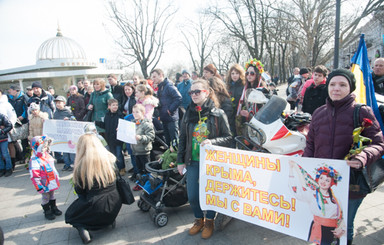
239,58,268,124
177,79,232,239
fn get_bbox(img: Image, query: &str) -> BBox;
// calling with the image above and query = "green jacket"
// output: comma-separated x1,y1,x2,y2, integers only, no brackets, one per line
131,118,155,155
160,149,178,170
88,89,114,133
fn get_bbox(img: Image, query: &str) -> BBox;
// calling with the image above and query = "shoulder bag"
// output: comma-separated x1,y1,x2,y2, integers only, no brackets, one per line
116,171,135,205
349,104,384,194
9,120,29,141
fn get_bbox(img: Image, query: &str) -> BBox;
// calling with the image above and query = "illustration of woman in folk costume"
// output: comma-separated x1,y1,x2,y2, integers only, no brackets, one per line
288,161,346,245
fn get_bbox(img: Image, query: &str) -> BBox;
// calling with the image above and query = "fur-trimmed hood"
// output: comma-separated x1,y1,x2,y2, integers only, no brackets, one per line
141,96,159,107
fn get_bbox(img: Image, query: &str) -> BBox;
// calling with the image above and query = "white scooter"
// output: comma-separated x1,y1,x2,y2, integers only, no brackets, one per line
237,91,308,156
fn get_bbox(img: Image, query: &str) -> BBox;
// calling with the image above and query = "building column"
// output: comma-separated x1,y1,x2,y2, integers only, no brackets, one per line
18,79,24,91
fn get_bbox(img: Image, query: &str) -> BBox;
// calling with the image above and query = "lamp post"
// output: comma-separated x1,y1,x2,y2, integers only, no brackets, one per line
334,0,341,69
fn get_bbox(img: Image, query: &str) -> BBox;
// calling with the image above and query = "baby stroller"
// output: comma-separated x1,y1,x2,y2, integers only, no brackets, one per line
150,117,168,161
136,161,188,227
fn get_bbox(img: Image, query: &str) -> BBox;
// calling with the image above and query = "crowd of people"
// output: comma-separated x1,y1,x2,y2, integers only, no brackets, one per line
0,57,383,245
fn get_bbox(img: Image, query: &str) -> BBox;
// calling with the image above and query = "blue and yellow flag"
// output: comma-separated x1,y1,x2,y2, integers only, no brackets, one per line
351,34,384,132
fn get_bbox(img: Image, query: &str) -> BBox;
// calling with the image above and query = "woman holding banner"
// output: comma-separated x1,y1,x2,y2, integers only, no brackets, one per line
289,161,345,244
303,69,384,245
177,79,232,239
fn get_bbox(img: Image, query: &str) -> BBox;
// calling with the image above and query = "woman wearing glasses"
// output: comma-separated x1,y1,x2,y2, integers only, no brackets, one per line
177,79,232,239
238,58,268,126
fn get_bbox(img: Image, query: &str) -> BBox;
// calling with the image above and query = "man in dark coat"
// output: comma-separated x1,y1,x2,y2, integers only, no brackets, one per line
107,74,124,111
151,68,182,145
372,58,384,95
28,82,55,119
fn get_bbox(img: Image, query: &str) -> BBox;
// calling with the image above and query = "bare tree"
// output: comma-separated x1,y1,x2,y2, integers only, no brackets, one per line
206,0,275,60
319,0,384,64
211,36,248,73
108,0,177,78
180,14,216,76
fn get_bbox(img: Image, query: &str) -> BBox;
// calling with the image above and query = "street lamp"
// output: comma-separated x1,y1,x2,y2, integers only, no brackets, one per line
334,0,341,69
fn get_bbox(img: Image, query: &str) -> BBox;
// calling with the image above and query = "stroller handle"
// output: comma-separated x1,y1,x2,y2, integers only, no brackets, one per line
145,161,177,174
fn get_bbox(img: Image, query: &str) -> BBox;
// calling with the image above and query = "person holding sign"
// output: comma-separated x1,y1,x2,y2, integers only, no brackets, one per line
177,79,232,239
304,69,384,245
289,161,345,244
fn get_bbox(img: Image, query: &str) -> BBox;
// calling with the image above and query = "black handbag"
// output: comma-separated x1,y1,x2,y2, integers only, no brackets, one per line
83,109,93,122
349,104,384,194
116,172,135,205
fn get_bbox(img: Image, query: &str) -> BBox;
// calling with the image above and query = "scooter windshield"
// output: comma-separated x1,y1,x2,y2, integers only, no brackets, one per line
254,95,287,124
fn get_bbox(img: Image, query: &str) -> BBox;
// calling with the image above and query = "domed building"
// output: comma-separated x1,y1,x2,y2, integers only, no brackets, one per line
0,28,123,95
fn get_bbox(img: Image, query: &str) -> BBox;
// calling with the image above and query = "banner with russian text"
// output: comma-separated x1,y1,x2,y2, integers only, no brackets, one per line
200,145,349,245
43,120,94,153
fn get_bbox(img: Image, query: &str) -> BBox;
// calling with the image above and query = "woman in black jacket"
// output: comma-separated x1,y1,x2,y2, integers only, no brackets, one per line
208,77,233,132
65,133,122,244
177,79,232,239
121,83,136,115
225,64,246,136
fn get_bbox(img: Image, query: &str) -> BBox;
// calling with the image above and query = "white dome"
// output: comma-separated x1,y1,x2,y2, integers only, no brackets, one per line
36,28,87,61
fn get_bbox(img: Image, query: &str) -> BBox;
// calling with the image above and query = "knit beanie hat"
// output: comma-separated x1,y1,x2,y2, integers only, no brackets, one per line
29,102,40,112
32,81,43,89
326,68,356,93
299,68,309,75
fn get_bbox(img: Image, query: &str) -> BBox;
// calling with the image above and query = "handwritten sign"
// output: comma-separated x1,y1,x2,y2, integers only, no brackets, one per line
117,119,137,144
43,120,95,153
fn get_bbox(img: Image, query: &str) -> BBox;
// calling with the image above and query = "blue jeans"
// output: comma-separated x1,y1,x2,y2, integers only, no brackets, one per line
186,161,216,219
163,120,179,146
111,145,125,170
347,198,364,241
0,141,12,170
63,153,75,167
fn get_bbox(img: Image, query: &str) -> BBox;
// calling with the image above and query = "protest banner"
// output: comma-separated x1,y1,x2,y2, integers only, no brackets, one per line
200,144,349,245
117,119,137,144
43,120,94,153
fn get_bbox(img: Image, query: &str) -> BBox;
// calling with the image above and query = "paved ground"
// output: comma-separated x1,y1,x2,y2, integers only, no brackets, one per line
1,156,383,245
1,84,383,244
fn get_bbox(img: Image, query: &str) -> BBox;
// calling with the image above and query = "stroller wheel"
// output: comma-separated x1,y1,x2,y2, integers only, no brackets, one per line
138,199,151,212
214,213,233,231
154,212,168,227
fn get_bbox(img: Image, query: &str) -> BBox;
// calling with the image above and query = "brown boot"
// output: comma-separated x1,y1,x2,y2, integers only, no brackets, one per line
201,218,214,239
188,218,204,235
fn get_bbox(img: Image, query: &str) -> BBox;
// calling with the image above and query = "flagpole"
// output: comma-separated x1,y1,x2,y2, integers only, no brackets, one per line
334,0,341,69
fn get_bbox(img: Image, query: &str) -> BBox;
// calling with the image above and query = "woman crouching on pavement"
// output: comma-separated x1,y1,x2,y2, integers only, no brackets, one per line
177,79,232,239
65,133,122,244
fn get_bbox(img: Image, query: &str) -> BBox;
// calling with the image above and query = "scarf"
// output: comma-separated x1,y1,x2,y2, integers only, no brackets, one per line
187,99,215,123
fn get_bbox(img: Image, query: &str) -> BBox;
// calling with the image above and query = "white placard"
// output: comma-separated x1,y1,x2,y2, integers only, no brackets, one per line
117,119,137,144
43,120,94,153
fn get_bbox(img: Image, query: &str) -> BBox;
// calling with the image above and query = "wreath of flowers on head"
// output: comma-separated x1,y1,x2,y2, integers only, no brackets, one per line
315,165,342,187
245,58,265,74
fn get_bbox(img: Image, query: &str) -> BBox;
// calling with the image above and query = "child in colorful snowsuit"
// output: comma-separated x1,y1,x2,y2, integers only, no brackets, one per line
29,136,62,220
